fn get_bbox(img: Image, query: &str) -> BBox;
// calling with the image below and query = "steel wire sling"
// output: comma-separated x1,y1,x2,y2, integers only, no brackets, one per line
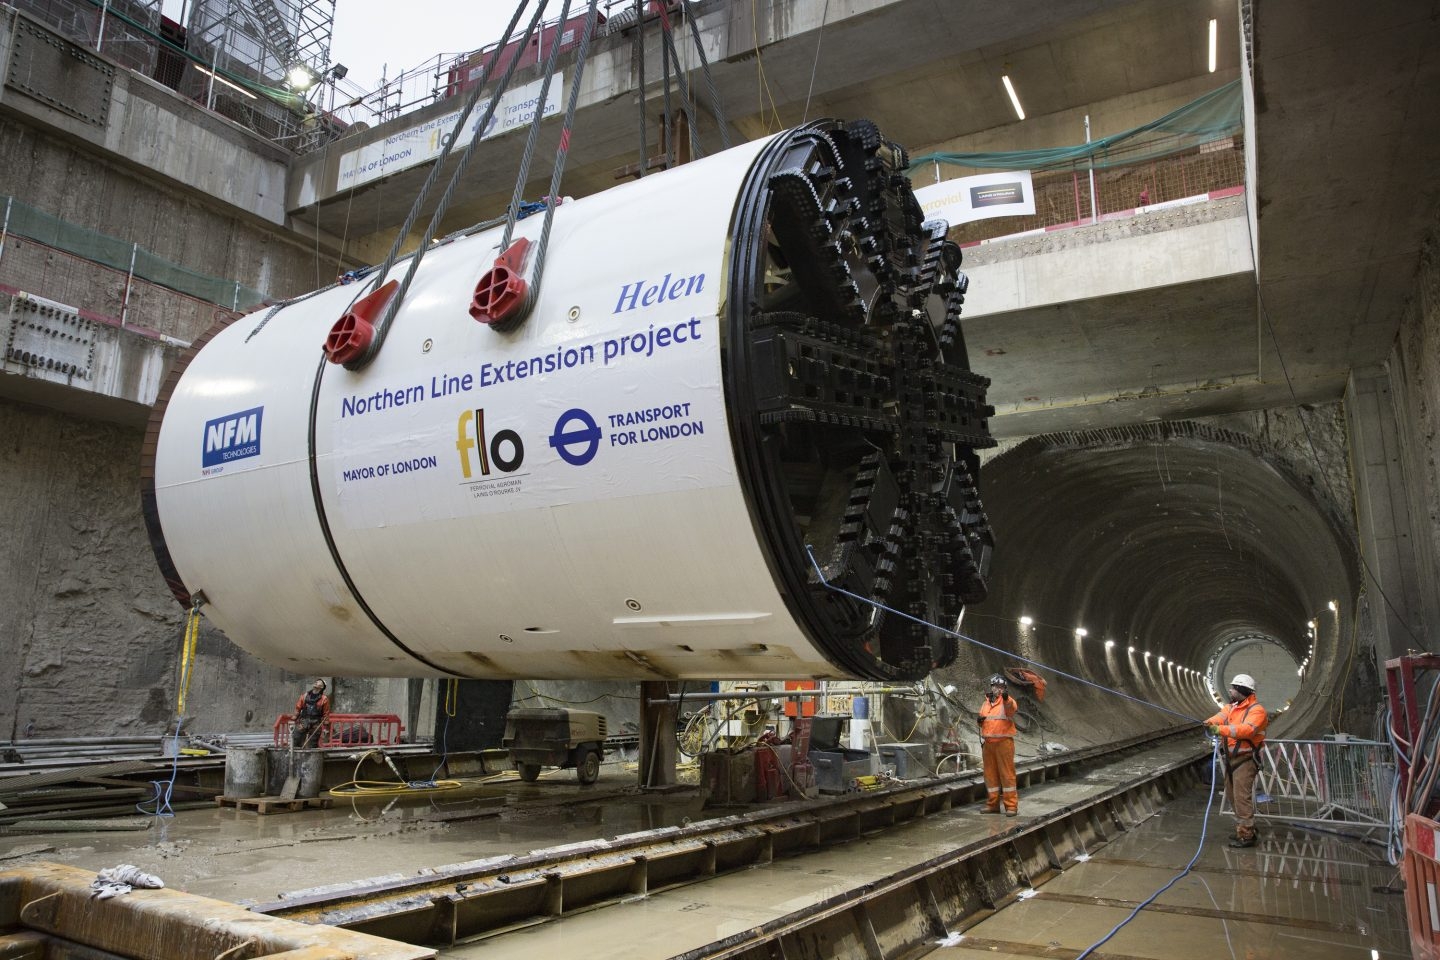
346,1,548,367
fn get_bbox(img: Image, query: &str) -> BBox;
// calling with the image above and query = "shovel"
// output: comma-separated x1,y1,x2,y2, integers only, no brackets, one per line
279,722,319,799
279,743,301,799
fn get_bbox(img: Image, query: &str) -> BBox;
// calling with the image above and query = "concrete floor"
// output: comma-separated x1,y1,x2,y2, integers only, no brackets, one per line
1,755,701,906
938,808,1408,959
435,751,1409,959
0,748,1412,959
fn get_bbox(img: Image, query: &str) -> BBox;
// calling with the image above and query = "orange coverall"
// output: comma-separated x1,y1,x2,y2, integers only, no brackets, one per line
1205,694,1268,841
979,693,1020,813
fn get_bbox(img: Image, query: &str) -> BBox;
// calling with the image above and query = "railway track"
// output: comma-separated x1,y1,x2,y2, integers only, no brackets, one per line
256,727,1205,953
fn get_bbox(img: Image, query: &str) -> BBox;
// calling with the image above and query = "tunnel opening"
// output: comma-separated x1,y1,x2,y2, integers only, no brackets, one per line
930,421,1364,745
1208,631,1304,712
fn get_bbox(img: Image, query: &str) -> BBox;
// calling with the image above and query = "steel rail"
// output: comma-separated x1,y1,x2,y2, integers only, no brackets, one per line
255,726,1201,946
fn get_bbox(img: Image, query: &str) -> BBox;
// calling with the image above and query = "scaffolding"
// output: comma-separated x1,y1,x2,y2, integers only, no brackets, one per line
186,0,334,93
182,0,337,148
9,0,163,76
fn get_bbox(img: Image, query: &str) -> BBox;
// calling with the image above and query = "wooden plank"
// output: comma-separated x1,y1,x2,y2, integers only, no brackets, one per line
76,776,220,799
216,795,333,815
0,761,154,798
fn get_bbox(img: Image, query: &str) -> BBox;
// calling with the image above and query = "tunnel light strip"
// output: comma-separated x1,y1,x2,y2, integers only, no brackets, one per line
1207,18,1217,73
998,613,1202,674
806,547,1206,725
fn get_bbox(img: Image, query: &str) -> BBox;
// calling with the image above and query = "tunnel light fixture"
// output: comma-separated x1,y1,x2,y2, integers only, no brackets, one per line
1019,616,1033,626
1128,646,1135,654
1143,650,1152,659
1328,600,1338,612
1105,639,1115,650
1207,18,1217,73
1001,74,1026,121
1308,619,1317,630
1074,627,1088,638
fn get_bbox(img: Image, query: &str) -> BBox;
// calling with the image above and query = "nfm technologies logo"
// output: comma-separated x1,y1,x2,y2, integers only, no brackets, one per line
201,406,263,475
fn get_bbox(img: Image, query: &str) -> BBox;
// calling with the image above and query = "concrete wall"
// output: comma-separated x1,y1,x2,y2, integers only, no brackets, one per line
0,7,291,226
0,397,409,741
0,115,323,343
1205,402,1355,539
1388,219,1440,649
962,194,1252,318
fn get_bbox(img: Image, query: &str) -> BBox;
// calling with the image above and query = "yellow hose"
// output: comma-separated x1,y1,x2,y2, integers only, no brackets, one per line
327,779,465,797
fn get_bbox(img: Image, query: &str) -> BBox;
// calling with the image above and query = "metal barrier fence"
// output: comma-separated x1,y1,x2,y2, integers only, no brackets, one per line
1222,737,1396,836
272,714,404,749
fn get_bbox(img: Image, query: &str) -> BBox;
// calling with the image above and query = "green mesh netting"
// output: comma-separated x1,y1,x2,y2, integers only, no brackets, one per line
910,80,1242,173
1,197,266,310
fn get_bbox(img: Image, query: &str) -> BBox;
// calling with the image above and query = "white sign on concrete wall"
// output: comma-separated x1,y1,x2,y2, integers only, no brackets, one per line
912,170,1036,225
338,75,563,189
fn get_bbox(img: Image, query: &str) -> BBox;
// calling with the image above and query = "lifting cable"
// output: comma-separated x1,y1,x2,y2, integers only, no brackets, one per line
353,0,604,354
633,0,648,176
647,1,720,161
342,0,547,368
246,5,546,349
497,0,580,252
490,0,603,329
660,10,675,168
806,547,1206,726
679,0,730,149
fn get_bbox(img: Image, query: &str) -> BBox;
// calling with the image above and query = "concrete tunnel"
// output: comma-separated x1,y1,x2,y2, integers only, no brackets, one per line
928,420,1362,748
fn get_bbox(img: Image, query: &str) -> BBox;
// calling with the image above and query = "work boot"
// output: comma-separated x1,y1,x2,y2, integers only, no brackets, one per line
1227,835,1257,848
981,804,1000,814
1005,809,1018,818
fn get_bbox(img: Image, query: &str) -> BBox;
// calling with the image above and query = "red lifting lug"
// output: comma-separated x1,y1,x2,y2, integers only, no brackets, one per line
470,237,532,328
325,279,399,365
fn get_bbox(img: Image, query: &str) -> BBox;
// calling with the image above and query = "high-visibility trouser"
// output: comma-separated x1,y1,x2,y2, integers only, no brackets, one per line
1224,750,1259,838
982,736,1018,811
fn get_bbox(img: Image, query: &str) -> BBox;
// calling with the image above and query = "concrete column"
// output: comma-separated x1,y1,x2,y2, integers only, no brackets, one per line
1346,368,1428,659
638,681,677,788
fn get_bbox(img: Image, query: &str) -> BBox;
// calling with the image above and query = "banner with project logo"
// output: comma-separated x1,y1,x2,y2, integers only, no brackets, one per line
338,74,562,189
912,170,1036,225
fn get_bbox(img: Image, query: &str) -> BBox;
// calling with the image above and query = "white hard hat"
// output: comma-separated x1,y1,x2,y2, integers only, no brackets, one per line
1231,673,1256,691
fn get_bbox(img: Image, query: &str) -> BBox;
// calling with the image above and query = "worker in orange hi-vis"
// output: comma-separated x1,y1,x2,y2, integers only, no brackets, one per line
292,678,332,748
978,674,1020,817
1206,673,1269,847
